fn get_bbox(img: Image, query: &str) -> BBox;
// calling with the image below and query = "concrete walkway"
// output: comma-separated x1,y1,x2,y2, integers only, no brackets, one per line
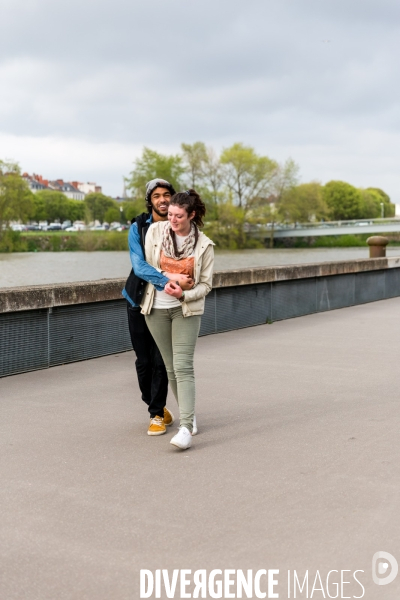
1,299,400,599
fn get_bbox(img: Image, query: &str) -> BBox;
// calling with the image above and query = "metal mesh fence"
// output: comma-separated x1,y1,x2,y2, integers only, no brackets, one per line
0,309,48,377
272,279,316,321
49,301,131,367
316,274,356,312
384,268,400,299
355,271,386,304
1,268,399,377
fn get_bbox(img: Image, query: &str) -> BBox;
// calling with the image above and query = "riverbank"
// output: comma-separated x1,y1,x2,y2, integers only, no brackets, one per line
2,230,400,253
0,230,128,252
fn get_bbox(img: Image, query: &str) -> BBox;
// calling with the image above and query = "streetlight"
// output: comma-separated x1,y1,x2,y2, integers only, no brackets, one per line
380,202,384,219
120,206,123,224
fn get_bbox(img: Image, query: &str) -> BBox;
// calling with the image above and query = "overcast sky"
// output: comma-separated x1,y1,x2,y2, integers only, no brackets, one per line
1,0,399,200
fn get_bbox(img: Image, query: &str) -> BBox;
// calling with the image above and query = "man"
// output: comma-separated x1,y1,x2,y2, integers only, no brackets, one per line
122,178,193,436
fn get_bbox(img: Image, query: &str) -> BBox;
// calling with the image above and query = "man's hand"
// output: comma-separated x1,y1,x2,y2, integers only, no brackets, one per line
164,281,183,299
164,272,194,291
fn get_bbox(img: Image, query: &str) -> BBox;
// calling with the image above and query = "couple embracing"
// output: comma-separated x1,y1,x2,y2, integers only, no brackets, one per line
123,178,215,450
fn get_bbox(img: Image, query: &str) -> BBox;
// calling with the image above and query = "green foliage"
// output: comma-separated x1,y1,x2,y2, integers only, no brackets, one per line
0,160,34,239
365,187,395,217
3,147,395,253
84,192,118,222
31,191,85,223
0,230,28,252
104,206,121,224
275,234,373,248
201,147,224,204
15,231,129,252
75,231,128,251
203,196,262,249
33,190,71,222
273,158,300,201
181,142,207,188
323,181,363,220
67,199,85,222
122,198,146,222
278,182,328,223
127,147,185,199
359,189,382,219
220,143,278,208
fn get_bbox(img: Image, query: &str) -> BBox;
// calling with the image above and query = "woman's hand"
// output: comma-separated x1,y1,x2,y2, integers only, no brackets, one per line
164,281,183,298
164,272,194,290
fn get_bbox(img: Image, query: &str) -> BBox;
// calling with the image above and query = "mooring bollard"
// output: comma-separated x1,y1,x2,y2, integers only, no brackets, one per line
367,236,389,258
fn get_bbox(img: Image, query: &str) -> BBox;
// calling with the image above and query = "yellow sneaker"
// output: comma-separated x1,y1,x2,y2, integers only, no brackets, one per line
163,407,175,427
147,416,166,436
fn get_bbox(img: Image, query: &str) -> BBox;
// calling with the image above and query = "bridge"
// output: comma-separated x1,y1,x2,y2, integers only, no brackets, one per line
249,218,400,240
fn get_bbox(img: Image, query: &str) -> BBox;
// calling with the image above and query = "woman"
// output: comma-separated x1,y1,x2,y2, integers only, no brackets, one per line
141,189,214,450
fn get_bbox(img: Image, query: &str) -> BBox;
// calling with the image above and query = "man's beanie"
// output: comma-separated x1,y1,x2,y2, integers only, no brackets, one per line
145,178,176,204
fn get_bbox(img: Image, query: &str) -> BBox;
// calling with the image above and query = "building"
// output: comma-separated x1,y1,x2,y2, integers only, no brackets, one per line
21,174,101,200
22,174,49,193
76,182,102,195
48,180,85,201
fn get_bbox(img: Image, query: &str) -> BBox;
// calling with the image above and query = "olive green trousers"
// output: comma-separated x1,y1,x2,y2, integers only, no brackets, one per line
145,306,201,433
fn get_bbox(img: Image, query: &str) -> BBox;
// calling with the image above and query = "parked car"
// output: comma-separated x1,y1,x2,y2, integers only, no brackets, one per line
109,222,121,231
90,225,108,231
72,221,87,231
47,223,62,231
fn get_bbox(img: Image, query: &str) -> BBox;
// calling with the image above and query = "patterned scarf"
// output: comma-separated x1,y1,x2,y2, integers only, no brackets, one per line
162,222,198,260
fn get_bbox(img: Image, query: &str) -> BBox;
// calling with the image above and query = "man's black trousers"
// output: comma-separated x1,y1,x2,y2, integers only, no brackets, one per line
126,303,168,418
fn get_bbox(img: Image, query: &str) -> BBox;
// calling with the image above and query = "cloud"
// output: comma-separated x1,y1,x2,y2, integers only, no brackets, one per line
0,0,399,198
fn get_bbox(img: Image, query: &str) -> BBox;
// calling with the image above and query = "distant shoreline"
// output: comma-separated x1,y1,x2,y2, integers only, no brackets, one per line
2,230,400,253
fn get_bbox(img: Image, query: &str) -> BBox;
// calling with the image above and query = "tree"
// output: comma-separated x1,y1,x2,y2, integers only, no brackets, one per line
203,194,247,249
323,181,363,220
278,182,328,223
104,206,121,224
0,160,33,239
123,198,147,222
359,189,382,219
201,147,224,205
181,142,207,188
31,193,47,222
33,190,70,222
273,158,300,202
67,199,85,222
126,147,185,199
84,192,118,222
366,187,395,218
220,143,278,208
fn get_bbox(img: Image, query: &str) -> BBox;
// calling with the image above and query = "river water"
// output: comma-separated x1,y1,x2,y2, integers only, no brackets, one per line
1,248,400,288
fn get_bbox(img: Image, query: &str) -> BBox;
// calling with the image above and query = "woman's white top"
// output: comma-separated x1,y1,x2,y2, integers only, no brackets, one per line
152,233,194,309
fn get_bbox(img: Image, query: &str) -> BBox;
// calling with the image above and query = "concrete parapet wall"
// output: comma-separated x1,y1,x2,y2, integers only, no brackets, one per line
2,257,400,377
1,256,400,314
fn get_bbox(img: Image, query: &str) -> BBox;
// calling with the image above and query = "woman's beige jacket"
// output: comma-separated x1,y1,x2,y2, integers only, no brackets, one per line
140,221,215,317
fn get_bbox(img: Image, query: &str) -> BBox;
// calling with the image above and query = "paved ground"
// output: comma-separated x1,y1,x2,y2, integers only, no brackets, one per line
1,298,400,599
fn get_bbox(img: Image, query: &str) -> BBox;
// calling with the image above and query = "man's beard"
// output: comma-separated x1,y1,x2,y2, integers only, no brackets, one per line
151,203,168,218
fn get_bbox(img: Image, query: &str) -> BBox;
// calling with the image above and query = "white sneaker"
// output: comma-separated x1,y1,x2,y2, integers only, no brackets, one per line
192,415,198,436
170,427,192,450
